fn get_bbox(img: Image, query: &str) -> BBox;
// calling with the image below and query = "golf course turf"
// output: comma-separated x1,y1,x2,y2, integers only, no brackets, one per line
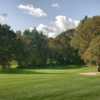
0,66,100,100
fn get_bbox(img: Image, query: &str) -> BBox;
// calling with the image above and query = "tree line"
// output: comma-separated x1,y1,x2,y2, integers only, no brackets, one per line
0,16,100,71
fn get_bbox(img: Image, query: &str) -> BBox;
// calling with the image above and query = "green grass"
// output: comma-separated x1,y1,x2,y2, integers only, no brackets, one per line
0,66,99,100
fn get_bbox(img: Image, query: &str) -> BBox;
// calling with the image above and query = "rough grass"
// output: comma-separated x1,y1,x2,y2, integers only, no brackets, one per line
0,66,99,100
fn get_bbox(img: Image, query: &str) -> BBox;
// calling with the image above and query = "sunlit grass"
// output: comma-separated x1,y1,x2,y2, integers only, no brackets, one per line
0,66,99,100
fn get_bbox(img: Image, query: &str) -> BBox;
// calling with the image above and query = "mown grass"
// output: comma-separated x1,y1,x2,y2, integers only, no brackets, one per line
0,65,99,100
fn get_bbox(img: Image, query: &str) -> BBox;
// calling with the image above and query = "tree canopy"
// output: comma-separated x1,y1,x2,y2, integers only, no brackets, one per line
71,16,100,68
0,24,16,69
0,16,100,70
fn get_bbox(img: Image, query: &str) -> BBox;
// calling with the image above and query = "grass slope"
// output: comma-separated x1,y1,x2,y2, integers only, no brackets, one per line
0,66,99,100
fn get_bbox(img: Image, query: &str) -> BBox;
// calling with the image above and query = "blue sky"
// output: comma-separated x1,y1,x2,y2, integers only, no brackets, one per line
0,0,100,36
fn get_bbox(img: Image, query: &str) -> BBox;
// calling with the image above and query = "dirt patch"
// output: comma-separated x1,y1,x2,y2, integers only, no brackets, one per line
80,72,100,76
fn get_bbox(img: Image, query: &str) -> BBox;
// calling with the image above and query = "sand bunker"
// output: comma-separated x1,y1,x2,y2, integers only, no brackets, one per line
80,72,100,76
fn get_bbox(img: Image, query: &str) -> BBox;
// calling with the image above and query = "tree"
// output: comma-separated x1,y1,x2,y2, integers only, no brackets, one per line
21,28,48,66
48,29,82,65
71,16,100,68
0,24,16,69
83,36,100,71
14,32,30,67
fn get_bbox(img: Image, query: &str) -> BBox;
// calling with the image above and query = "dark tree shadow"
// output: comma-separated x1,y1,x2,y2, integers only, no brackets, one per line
0,65,85,74
18,64,85,69
0,68,44,74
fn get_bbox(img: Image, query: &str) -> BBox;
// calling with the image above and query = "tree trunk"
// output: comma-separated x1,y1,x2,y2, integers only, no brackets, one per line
96,63,100,72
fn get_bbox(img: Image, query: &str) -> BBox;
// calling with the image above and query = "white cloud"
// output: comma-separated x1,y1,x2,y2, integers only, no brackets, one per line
55,16,80,32
18,4,47,17
36,24,50,36
37,24,47,31
0,14,8,24
51,3,60,8
55,16,67,32
36,15,80,37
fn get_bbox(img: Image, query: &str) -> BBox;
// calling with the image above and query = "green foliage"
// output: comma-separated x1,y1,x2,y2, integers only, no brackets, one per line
48,29,82,65
1,16,100,69
14,36,30,67
16,28,48,67
71,16,100,66
0,24,16,69
84,36,100,65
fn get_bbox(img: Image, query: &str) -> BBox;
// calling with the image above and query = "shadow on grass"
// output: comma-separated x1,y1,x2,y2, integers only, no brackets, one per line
0,68,69,74
18,64,85,69
0,65,85,74
0,69,48,74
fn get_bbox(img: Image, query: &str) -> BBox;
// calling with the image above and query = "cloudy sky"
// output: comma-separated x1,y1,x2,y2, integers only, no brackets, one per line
0,0,100,37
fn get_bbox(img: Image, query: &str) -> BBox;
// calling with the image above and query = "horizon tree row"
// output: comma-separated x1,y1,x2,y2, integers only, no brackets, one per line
0,16,100,70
